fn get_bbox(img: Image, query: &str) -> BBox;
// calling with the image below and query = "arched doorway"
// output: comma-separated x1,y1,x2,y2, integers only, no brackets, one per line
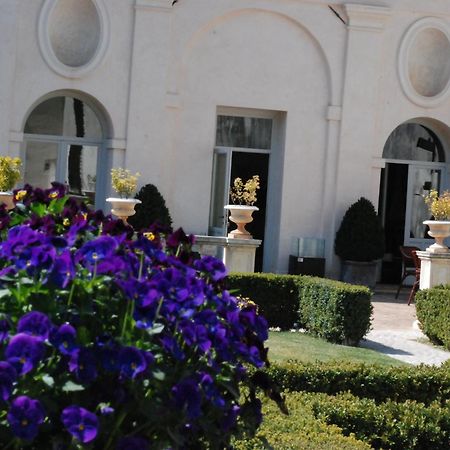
379,121,449,282
22,95,108,207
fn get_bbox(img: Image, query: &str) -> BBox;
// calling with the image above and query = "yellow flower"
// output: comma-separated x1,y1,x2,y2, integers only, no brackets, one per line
63,218,70,226
229,175,260,206
48,191,58,199
424,189,450,220
15,190,27,201
111,168,140,198
144,232,155,241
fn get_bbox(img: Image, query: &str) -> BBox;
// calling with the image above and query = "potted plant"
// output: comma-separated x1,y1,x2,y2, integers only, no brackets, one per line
106,168,141,223
0,156,22,210
224,175,259,239
334,197,385,287
423,189,450,253
128,183,173,232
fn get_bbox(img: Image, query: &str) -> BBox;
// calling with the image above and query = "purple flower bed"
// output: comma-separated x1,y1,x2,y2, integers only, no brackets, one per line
0,184,268,449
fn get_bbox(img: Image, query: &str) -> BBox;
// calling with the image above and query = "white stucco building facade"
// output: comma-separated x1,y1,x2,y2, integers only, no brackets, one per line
2,0,450,278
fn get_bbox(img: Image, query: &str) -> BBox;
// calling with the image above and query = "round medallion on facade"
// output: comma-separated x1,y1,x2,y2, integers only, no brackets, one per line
399,18,450,108
38,0,110,78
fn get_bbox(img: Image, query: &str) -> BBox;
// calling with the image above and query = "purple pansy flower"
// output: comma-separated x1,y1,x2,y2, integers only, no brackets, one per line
0,361,17,401
194,255,228,282
17,311,52,340
0,316,11,342
69,348,98,383
7,396,46,440
49,323,78,355
47,250,76,288
5,333,46,375
76,235,118,265
171,378,202,419
61,405,98,443
116,436,149,450
118,347,148,379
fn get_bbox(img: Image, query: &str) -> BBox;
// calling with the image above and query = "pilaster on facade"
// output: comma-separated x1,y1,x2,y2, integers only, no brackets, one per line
344,4,391,32
135,0,172,12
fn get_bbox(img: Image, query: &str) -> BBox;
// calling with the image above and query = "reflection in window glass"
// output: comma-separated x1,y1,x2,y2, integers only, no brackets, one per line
216,116,272,149
24,142,59,188
410,168,440,239
24,97,102,139
65,145,98,202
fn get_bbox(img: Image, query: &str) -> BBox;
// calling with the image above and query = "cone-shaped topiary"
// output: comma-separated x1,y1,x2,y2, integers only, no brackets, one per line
335,197,385,262
128,183,172,231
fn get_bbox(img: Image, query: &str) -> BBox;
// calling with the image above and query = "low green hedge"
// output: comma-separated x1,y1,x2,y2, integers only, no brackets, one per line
227,273,372,345
311,392,450,450
297,277,372,345
416,285,450,349
264,361,450,405
233,392,371,450
226,273,301,329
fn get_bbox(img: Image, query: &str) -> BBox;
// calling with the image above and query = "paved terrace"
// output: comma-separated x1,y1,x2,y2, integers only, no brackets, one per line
360,284,450,366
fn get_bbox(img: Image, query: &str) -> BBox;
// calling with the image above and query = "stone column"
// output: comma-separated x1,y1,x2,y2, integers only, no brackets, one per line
417,251,450,289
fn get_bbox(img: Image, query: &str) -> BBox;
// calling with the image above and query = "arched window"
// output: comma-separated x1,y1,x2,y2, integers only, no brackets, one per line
23,96,106,206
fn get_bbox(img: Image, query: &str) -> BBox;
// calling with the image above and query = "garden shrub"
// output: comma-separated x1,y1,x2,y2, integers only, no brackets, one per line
416,285,450,349
227,273,301,329
227,273,373,344
297,277,372,345
264,361,450,405
310,391,450,450
0,183,269,448
128,183,172,231
234,392,371,450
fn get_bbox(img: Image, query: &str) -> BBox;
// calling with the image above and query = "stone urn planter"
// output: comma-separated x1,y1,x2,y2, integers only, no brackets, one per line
423,220,450,254
0,192,15,211
106,198,141,224
224,205,258,239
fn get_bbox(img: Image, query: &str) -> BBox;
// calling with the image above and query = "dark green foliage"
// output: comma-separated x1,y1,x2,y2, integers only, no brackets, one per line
227,273,372,344
226,273,301,329
265,361,450,405
311,392,450,450
416,285,450,349
128,183,172,231
335,197,385,262
234,392,371,450
297,277,372,345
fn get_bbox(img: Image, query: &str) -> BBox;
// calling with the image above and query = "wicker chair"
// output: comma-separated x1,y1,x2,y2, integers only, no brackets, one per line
395,246,420,299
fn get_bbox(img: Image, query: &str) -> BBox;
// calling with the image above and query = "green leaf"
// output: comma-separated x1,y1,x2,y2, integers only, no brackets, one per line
62,381,85,392
0,289,11,299
42,374,55,387
146,323,165,336
152,370,166,381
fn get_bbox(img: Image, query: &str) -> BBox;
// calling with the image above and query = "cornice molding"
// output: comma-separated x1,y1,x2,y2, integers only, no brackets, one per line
345,4,391,32
135,0,172,12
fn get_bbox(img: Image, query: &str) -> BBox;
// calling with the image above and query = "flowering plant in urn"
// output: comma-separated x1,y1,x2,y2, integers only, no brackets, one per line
423,189,450,253
0,156,22,210
107,168,142,223
424,189,450,220
225,175,260,239
0,183,272,448
230,175,260,206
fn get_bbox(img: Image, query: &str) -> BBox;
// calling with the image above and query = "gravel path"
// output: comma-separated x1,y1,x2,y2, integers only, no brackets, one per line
360,285,450,366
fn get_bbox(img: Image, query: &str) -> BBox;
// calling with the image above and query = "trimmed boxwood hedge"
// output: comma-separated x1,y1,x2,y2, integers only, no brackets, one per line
226,273,300,330
227,273,372,345
264,361,450,405
297,277,372,345
233,392,371,450
416,285,450,349
311,392,450,450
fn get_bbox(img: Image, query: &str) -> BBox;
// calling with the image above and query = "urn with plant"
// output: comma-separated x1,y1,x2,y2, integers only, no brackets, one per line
106,168,142,223
0,156,22,210
225,175,260,239
423,189,450,253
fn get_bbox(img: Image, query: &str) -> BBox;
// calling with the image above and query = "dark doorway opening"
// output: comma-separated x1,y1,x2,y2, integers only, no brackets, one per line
229,152,269,272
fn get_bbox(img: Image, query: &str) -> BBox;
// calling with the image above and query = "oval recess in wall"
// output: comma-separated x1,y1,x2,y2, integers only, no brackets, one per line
38,0,109,78
399,18,450,108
